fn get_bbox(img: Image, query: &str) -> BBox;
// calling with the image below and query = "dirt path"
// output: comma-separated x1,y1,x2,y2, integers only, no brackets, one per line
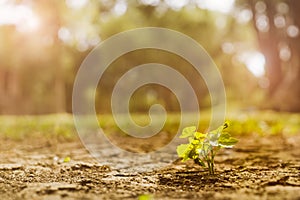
0,133,299,200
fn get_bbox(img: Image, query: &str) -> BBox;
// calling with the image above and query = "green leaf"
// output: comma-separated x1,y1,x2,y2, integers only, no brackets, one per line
194,132,206,140
207,131,220,145
188,148,199,160
219,132,230,139
176,144,190,158
218,132,238,147
199,141,212,157
63,156,71,163
138,194,153,200
209,123,224,136
180,126,196,138
191,139,200,145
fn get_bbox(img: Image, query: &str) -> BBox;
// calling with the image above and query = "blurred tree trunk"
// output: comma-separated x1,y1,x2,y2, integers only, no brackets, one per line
0,70,22,114
249,1,282,95
49,0,67,113
53,63,66,113
248,0,300,111
0,69,6,114
0,26,23,114
272,0,300,111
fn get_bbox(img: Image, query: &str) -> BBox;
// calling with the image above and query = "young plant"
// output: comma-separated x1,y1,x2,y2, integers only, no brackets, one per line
177,121,238,175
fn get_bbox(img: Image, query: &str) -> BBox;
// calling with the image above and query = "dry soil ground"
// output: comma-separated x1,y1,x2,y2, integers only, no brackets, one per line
0,132,299,200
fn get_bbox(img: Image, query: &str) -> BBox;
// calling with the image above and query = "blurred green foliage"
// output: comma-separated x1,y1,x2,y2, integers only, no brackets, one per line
0,114,75,140
0,111,299,140
227,111,300,136
0,0,260,114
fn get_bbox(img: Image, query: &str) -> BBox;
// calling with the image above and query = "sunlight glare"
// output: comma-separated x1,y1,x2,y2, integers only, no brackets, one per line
112,0,127,16
287,25,299,38
139,0,160,6
239,51,266,77
0,3,39,32
65,0,88,9
58,27,72,43
0,0,8,5
236,9,253,24
196,0,235,13
165,0,189,10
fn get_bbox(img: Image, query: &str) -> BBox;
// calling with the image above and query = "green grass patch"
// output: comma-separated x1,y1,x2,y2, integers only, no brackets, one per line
227,110,300,136
0,110,299,140
0,114,75,141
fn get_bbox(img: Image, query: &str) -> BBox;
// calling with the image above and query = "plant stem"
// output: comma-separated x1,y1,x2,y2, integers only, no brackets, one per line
211,159,214,175
209,149,214,175
206,158,214,175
